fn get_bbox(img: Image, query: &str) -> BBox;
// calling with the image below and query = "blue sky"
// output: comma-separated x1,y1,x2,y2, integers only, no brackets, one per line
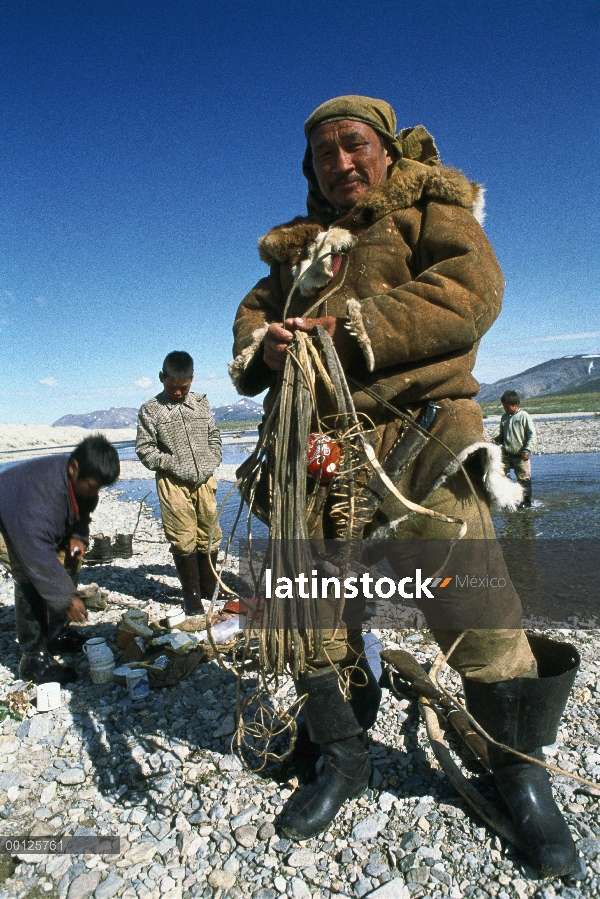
1,0,599,423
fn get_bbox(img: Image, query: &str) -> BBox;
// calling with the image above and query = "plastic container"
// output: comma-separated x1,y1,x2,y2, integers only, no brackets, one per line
126,668,150,700
36,682,61,711
209,616,245,644
83,637,115,684
166,609,186,628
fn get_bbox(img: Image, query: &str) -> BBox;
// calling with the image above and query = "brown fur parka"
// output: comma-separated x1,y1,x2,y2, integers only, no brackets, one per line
230,157,513,519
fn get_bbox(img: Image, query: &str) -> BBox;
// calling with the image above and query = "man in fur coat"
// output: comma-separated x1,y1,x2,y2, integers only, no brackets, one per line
229,96,578,876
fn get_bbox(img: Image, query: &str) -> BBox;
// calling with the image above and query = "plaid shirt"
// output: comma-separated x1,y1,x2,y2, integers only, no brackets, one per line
136,391,222,487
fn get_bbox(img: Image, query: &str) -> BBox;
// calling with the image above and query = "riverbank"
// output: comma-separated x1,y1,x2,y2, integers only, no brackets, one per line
0,488,599,898
2,415,599,463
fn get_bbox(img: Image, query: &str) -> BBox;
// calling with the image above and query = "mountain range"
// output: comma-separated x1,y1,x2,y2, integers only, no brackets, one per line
52,398,263,429
52,354,600,427
476,354,600,403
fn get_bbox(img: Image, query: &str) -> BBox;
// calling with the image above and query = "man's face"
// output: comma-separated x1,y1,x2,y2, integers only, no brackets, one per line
67,460,102,501
160,373,193,403
502,402,520,416
310,120,392,213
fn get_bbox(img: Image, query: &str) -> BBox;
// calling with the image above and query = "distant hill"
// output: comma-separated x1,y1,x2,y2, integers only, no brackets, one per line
212,399,263,423
53,407,138,428
477,354,600,403
53,398,263,429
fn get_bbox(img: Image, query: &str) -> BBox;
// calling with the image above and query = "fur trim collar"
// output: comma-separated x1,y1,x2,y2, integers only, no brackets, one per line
430,441,524,511
258,159,484,266
228,325,268,391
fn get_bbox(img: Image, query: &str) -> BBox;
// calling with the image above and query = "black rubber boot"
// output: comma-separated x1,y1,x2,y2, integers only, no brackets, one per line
84,534,114,565
174,551,205,615
345,651,382,731
278,666,373,840
197,550,222,601
285,650,383,782
14,583,78,684
284,715,323,782
521,478,532,507
462,635,579,878
112,534,134,558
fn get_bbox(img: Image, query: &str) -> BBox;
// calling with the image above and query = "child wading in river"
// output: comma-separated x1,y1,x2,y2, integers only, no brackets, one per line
136,351,223,613
493,389,537,508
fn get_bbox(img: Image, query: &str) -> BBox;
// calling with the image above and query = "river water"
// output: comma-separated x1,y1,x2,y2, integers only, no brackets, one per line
113,443,600,540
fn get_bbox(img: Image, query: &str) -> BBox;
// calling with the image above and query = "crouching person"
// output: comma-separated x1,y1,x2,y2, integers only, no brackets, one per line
0,435,120,683
136,351,223,614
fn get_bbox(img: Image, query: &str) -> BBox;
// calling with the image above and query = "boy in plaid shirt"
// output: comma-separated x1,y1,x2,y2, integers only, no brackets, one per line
136,351,223,613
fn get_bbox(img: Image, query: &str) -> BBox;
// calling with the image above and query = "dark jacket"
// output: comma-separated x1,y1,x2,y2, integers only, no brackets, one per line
0,455,95,611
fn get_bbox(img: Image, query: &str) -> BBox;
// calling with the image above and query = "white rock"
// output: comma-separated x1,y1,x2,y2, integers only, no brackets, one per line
378,791,397,812
287,848,317,868
124,840,158,865
290,877,312,899
351,812,388,842
41,782,57,804
366,879,410,899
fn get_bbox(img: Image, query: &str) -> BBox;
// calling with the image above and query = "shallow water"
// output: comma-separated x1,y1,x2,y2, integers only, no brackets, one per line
491,451,600,539
113,445,600,540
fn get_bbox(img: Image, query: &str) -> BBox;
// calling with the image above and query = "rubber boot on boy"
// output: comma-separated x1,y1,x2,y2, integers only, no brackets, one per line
279,652,382,839
519,477,532,508
14,583,78,684
197,549,220,602
462,635,579,877
174,551,205,615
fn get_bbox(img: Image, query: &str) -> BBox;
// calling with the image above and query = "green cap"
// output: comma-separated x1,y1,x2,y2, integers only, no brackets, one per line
304,95,398,143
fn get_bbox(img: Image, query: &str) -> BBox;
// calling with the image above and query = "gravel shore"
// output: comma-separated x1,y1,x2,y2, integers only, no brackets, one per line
1,488,599,899
483,419,600,454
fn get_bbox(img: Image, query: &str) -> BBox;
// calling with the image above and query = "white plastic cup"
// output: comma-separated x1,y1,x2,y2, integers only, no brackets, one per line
166,609,186,628
126,668,150,701
36,682,61,712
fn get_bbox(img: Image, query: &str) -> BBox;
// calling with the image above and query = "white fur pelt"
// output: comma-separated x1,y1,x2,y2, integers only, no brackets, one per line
228,324,269,391
292,227,356,296
435,440,523,510
346,298,375,372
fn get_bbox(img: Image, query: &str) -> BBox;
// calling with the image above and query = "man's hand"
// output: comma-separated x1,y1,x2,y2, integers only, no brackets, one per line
263,321,295,371
65,596,88,623
263,317,350,371
68,537,86,561
522,452,530,461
